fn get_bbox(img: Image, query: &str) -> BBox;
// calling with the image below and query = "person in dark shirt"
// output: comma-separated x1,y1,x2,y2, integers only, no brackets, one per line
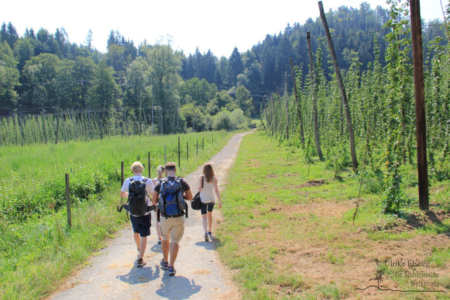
152,162,192,276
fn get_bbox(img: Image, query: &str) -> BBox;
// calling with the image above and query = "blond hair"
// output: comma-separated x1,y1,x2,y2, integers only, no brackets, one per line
202,163,215,183
156,165,166,180
131,161,144,173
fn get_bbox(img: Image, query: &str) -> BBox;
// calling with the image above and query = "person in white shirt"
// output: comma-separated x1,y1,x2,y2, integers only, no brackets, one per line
120,161,155,267
198,163,222,242
152,165,165,244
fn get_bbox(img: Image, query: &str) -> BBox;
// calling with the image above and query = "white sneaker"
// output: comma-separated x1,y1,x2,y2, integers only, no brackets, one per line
208,232,213,241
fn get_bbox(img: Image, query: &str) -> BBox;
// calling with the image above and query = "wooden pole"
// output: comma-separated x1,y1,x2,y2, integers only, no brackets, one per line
164,146,167,164
148,152,151,178
55,106,60,144
187,142,189,162
284,71,290,140
65,174,72,227
178,137,181,168
306,32,323,160
289,59,305,146
410,0,429,211
121,161,124,186
196,139,198,156
202,138,204,150
318,1,357,170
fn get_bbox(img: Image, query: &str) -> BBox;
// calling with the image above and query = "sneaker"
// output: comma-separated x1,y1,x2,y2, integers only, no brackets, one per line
168,266,176,276
204,233,209,242
160,259,168,270
158,238,162,245
208,232,213,241
136,258,146,268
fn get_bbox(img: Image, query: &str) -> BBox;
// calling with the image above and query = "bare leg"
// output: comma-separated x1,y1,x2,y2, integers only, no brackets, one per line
162,240,170,263
156,222,162,240
202,214,208,233
207,211,213,232
134,233,140,249
139,236,147,259
169,243,179,268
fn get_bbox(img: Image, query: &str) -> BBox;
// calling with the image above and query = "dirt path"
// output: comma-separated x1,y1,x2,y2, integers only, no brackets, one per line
51,132,252,300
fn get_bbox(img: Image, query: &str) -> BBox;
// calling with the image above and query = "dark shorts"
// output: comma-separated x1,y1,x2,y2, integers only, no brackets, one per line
130,214,151,237
201,202,215,215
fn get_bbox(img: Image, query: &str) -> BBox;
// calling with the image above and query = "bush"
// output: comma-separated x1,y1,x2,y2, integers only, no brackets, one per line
213,111,233,131
230,109,250,130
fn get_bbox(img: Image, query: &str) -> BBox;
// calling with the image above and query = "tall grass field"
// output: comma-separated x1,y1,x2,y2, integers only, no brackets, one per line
0,130,231,300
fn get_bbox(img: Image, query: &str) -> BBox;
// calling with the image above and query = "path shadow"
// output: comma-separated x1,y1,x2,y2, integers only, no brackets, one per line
150,243,162,253
116,264,161,285
155,272,202,299
194,241,215,251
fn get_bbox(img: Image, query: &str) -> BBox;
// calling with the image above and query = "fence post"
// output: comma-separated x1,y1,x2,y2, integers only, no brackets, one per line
148,152,151,178
196,139,198,156
202,138,204,150
178,137,181,168
65,174,72,227
164,146,167,164
187,142,189,162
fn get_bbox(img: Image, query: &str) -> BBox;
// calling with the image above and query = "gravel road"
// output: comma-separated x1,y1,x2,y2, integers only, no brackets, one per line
50,131,251,300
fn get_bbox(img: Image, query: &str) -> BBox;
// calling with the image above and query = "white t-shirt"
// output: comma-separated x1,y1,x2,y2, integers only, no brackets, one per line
121,175,155,217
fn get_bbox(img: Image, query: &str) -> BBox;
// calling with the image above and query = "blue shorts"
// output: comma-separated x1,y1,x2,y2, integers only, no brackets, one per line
130,214,151,237
201,202,215,215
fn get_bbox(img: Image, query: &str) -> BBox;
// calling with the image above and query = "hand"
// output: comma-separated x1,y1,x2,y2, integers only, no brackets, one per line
219,202,222,208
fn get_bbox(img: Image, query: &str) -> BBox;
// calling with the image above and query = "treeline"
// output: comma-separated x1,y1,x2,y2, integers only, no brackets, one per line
0,28,253,145
0,2,448,126
261,0,450,214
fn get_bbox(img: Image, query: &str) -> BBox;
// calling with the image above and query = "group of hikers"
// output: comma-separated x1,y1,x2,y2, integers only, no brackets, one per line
119,161,222,276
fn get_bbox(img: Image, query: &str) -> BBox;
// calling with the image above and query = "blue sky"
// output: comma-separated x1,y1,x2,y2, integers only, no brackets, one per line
1,0,445,57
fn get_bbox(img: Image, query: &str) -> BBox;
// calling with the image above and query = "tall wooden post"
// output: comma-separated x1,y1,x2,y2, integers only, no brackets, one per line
164,146,167,164
148,152,151,178
202,138,204,150
318,1,357,170
307,32,323,160
178,137,181,168
55,106,60,144
187,142,189,162
410,0,429,210
196,139,198,156
289,59,305,146
284,71,290,140
65,174,72,227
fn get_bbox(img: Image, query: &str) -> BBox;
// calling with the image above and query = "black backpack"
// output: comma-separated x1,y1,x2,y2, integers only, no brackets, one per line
128,178,149,217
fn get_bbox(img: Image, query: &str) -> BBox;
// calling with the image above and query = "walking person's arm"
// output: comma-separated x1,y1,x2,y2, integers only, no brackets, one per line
198,176,203,191
213,178,222,208
151,191,159,206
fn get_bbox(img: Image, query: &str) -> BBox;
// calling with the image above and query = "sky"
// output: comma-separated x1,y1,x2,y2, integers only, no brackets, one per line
0,0,445,58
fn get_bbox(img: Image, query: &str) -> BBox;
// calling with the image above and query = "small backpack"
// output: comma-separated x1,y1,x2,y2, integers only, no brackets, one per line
128,178,149,216
158,177,188,219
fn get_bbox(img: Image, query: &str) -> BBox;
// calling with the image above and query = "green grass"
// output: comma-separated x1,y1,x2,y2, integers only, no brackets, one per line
0,130,232,300
217,132,450,299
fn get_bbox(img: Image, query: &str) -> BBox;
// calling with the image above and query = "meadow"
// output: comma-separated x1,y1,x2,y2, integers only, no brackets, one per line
217,132,450,299
0,130,231,299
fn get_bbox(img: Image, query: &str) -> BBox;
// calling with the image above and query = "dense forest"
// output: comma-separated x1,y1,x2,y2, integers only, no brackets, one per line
0,1,448,144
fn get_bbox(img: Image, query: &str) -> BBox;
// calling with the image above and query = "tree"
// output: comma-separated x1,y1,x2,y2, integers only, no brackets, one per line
14,38,34,71
236,86,253,117
22,53,61,108
0,41,19,108
144,44,182,134
228,47,243,86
